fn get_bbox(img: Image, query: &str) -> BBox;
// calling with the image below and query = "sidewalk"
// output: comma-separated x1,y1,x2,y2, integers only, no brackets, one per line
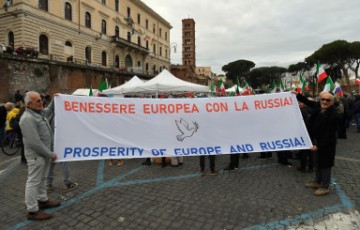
0,126,359,230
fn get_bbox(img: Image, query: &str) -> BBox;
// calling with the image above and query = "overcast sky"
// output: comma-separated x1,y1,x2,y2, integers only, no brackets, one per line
142,0,360,75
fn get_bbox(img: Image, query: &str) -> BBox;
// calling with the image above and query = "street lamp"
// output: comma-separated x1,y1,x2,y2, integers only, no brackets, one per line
170,42,177,53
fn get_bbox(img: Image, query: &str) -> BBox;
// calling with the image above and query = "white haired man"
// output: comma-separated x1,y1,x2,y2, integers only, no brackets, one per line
20,91,61,220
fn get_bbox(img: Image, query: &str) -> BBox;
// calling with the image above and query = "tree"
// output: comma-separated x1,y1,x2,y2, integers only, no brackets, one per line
305,40,352,92
222,59,255,83
247,66,287,89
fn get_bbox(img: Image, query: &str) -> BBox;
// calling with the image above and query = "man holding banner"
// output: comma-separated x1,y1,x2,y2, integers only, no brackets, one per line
20,91,61,220
296,91,339,196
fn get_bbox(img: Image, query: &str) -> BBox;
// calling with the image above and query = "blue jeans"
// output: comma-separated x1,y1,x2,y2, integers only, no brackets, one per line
47,162,71,186
355,113,360,132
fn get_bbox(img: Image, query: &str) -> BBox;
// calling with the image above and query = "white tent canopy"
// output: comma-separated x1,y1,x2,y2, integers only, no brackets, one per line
122,69,209,95
72,88,98,96
103,76,145,95
225,85,244,93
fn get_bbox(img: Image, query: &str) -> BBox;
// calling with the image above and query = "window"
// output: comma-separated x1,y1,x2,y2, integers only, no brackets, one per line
153,44,156,54
185,32,190,36
152,65,156,75
64,41,72,58
85,12,91,28
137,36,141,46
159,47,162,56
101,20,106,34
8,31,14,48
127,32,131,42
85,46,91,64
39,34,48,55
102,51,107,66
115,0,119,12
101,0,106,5
153,24,155,33
146,63,149,72
146,40,149,49
125,55,132,68
127,7,131,18
115,55,120,68
137,13,141,25
159,28,162,37
39,0,48,11
115,26,119,37
165,49,168,58
137,61,141,67
145,19,148,29
165,32,168,41
65,2,72,21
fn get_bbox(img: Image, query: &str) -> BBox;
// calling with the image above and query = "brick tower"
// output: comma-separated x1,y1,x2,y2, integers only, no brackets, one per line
182,18,196,69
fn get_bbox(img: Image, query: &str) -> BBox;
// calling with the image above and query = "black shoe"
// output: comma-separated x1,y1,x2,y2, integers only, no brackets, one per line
142,161,151,166
224,165,235,171
297,167,306,173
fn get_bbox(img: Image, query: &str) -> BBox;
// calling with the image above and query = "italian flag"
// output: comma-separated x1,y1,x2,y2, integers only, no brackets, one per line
270,81,277,93
323,76,335,92
297,74,306,93
219,79,225,95
279,79,285,92
317,63,328,83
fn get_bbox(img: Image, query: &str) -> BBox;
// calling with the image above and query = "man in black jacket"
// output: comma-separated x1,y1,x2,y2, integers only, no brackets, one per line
296,91,339,196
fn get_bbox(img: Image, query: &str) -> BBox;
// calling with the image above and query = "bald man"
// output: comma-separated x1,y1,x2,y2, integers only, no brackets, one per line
296,91,339,196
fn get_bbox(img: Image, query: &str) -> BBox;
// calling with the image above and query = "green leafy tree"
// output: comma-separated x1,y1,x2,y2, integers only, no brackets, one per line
305,40,352,92
222,59,255,83
247,66,287,89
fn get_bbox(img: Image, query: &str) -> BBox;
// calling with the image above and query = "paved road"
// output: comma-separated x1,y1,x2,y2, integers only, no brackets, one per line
0,126,359,230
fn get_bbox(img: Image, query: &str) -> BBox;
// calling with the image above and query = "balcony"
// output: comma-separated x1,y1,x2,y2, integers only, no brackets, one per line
111,36,149,55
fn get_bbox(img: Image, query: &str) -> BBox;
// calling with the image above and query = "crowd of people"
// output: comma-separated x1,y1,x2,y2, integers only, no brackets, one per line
1,89,360,221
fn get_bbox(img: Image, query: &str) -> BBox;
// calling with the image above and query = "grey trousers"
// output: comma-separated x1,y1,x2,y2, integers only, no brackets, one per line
47,162,71,186
170,157,183,166
25,156,51,212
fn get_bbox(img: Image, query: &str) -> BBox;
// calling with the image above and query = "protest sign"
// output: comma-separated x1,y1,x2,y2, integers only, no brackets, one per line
54,92,312,162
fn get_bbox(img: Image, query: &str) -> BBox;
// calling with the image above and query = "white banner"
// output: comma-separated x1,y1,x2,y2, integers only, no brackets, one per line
54,92,312,162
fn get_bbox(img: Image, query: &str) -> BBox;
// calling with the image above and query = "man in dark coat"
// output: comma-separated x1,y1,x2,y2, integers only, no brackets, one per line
296,91,339,196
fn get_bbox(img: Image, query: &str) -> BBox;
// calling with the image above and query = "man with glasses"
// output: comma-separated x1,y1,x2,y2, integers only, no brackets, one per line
20,91,61,220
295,90,339,196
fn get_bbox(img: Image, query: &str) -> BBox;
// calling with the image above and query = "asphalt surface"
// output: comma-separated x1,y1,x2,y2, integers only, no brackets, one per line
0,125,359,230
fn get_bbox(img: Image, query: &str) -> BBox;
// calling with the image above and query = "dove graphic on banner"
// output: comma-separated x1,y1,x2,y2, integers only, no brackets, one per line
175,118,199,141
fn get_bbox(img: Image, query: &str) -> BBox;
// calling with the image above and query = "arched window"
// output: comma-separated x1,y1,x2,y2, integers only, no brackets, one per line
115,55,120,68
85,46,91,64
39,34,49,55
101,20,106,35
65,2,72,21
115,26,119,38
102,51,107,66
125,55,132,68
85,12,91,28
127,32,131,42
65,41,73,58
8,31,14,48
39,0,48,11
137,36,141,46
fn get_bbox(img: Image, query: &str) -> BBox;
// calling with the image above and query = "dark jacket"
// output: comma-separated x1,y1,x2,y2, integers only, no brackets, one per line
297,94,339,168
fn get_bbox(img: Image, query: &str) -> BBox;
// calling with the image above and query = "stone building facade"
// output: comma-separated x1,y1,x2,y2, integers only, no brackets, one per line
0,0,171,75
